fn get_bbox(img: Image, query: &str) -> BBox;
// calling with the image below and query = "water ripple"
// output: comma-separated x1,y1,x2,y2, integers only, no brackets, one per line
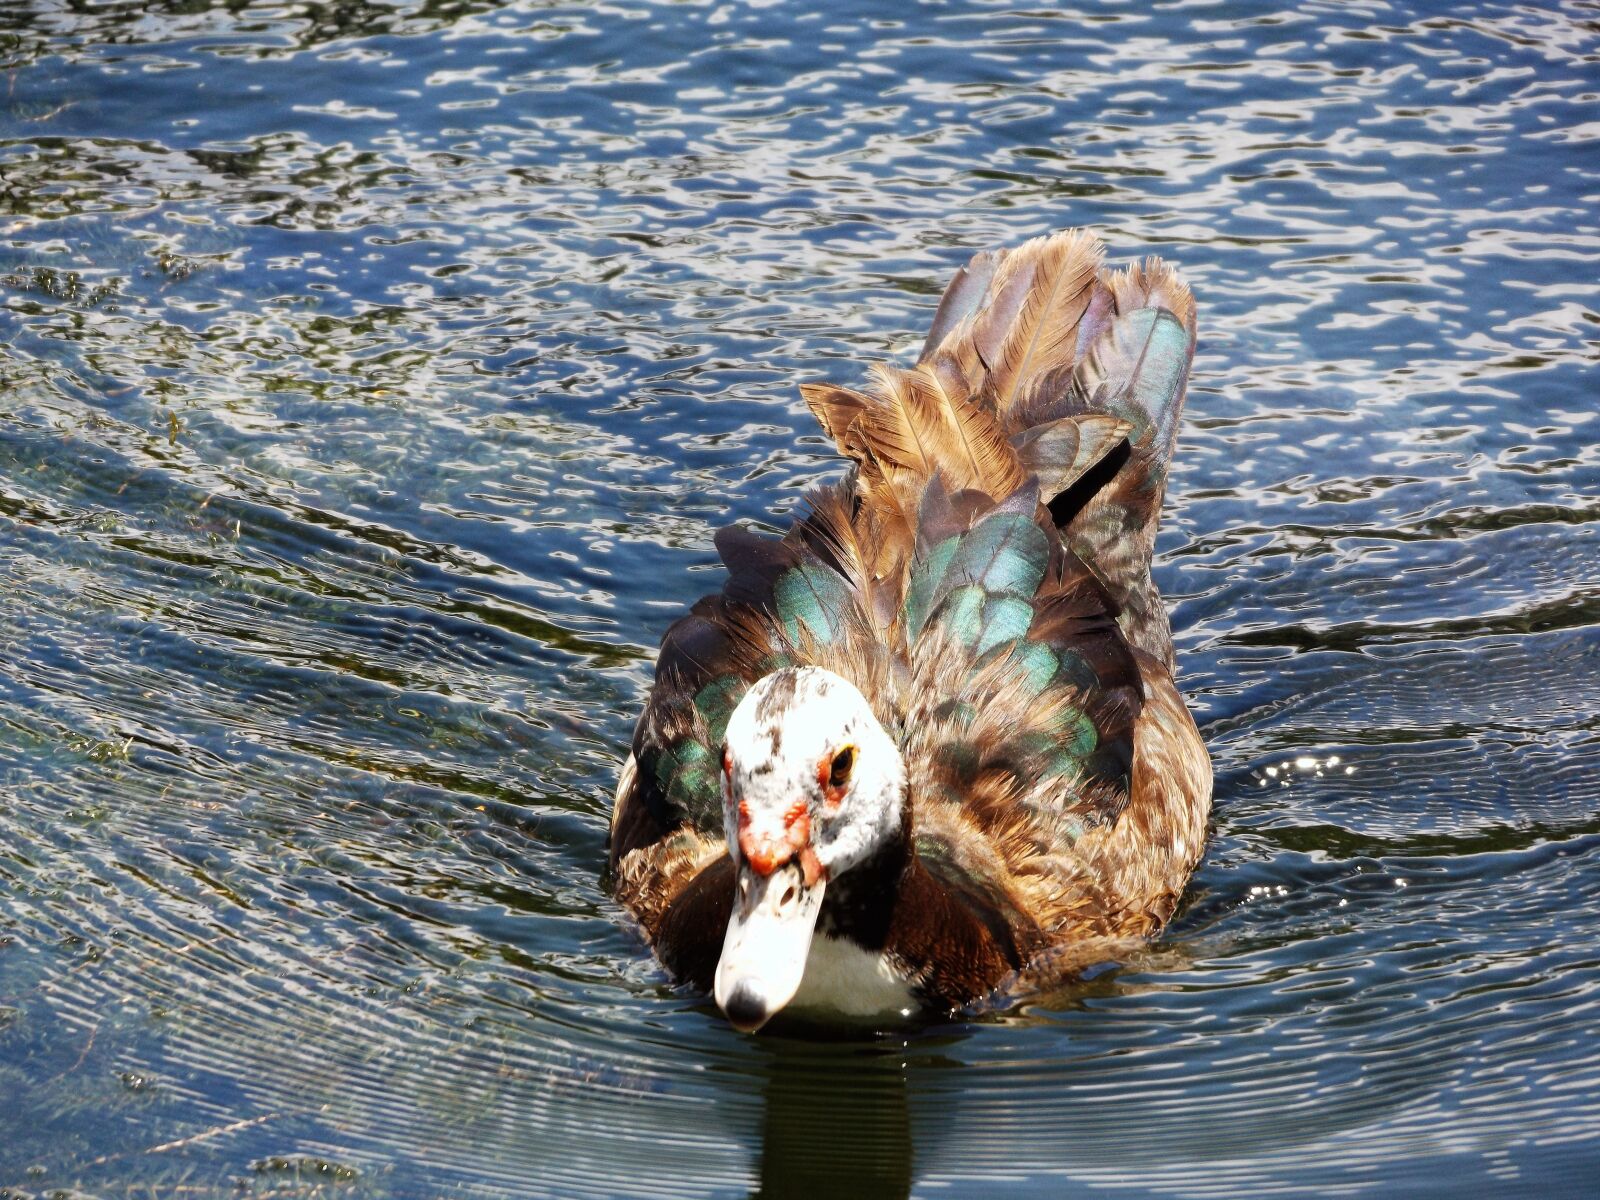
1,0,1597,1195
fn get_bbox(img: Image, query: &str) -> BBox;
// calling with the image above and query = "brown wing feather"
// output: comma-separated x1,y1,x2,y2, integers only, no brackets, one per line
799,382,872,456
796,482,907,633
1066,655,1211,935
974,229,1104,421
871,363,1027,498
806,362,1028,505
911,230,1106,423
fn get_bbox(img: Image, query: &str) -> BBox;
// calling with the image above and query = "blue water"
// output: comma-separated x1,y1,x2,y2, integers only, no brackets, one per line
1,1,1597,1196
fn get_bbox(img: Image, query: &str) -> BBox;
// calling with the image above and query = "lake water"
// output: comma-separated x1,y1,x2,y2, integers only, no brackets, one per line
2,2,1597,1196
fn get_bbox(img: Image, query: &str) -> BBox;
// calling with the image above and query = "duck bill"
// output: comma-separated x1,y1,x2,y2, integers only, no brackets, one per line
714,861,825,1033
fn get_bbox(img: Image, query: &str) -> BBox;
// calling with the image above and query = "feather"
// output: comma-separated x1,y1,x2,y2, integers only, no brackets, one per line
967,229,1103,421
792,485,864,581
1007,277,1121,427
1073,307,1193,454
904,501,1050,646
626,599,773,844
1011,413,1133,506
1074,281,1119,362
850,363,938,478
716,522,860,647
842,362,1025,499
912,473,958,556
794,484,903,634
917,249,1000,364
902,532,960,646
1057,306,1196,669
773,562,853,644
799,382,872,456
713,524,799,612
914,230,1116,433
904,366,1028,498
1107,257,1197,338
844,443,922,620
654,609,741,684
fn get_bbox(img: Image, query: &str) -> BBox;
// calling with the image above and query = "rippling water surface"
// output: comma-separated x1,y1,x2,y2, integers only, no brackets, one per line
1,1,1597,1195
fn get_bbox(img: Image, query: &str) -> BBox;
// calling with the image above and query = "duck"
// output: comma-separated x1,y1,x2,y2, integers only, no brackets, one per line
610,228,1212,1032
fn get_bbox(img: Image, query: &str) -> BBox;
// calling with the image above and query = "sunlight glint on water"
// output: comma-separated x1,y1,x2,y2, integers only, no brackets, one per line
0,2,1597,1196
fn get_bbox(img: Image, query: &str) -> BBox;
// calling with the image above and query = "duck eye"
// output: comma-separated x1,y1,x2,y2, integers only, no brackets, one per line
828,745,856,790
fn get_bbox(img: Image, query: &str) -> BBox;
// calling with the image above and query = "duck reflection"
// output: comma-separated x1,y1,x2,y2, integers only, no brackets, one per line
747,1030,945,1200
736,958,1175,1200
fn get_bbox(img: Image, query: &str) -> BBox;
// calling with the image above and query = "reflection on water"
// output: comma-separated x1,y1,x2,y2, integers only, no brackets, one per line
753,1040,917,1200
1,0,1598,1195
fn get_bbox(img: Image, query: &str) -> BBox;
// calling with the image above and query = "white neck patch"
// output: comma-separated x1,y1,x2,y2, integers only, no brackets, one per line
787,935,919,1020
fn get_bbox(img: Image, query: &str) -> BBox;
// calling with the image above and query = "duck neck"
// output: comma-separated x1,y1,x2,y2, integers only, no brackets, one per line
816,800,1032,1012
815,803,913,948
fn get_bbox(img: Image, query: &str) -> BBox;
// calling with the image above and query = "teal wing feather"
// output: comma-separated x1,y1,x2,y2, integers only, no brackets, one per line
905,482,1046,644
1050,306,1195,668
611,513,868,863
615,601,763,857
901,482,1142,837
1076,307,1192,469
906,510,1049,651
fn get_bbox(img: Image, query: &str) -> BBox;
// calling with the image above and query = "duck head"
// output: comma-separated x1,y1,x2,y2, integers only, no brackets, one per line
714,666,905,1032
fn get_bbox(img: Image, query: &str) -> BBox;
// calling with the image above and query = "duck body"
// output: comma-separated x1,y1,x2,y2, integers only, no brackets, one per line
611,229,1212,1029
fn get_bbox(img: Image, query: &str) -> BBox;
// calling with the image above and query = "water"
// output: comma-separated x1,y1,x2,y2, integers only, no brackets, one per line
1,1,1596,1195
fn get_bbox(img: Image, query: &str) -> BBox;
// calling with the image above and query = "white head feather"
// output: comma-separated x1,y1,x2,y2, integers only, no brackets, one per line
713,666,905,1031
720,666,904,883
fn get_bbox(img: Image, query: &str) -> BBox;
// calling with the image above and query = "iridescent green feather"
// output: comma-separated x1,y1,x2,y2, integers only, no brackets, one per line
902,501,1120,799
1087,307,1191,452
905,511,1048,647
903,535,960,640
657,738,719,825
939,585,985,648
944,513,1048,599
999,640,1057,692
693,675,746,747
775,561,853,644
974,595,1035,656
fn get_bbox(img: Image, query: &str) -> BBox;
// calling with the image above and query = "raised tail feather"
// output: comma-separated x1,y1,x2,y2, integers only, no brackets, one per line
802,229,1197,668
